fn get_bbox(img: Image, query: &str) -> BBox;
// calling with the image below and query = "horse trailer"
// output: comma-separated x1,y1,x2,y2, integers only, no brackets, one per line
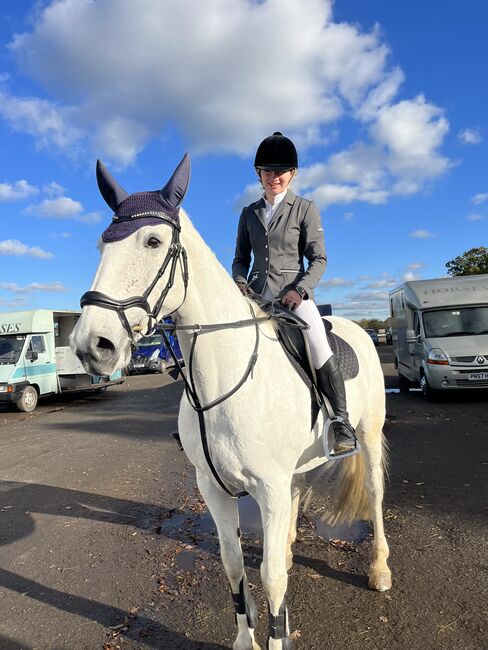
0,309,123,412
389,274,488,398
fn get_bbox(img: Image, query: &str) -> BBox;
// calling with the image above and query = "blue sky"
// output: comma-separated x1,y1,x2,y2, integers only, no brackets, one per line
0,0,487,320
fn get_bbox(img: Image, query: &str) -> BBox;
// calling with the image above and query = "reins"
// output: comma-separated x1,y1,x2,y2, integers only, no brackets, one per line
159,301,312,498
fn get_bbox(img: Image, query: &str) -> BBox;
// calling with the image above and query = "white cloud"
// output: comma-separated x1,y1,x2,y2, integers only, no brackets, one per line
348,290,389,301
319,277,354,288
3,0,449,191
344,211,354,221
370,95,450,180
458,128,482,145
0,281,68,293
402,271,421,281
471,193,488,205
466,214,484,221
363,278,397,289
49,232,72,238
27,196,83,218
0,88,81,152
25,196,102,222
407,261,425,269
0,179,38,201
410,229,435,238
0,239,53,259
0,296,29,309
42,181,65,196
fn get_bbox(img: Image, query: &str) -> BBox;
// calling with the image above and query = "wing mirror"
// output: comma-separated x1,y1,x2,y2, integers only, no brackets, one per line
406,329,420,344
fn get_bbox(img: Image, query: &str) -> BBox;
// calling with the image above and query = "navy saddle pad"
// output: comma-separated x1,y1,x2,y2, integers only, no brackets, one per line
271,308,359,386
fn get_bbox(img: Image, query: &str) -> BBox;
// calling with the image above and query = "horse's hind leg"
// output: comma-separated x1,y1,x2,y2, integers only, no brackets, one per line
196,470,260,650
257,482,294,649
360,428,392,591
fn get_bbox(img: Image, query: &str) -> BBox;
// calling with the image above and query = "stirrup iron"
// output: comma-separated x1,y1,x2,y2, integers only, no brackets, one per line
322,416,360,461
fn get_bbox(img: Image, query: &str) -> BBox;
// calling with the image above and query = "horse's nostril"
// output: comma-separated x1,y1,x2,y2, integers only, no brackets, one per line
97,337,116,354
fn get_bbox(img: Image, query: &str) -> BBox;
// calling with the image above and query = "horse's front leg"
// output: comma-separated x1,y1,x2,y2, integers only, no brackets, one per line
196,470,260,650
257,482,293,649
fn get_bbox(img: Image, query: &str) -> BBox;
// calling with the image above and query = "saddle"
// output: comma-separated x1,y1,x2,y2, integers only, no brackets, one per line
261,300,359,394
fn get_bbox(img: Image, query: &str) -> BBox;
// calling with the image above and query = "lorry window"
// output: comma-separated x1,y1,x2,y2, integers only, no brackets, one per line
413,312,420,336
30,335,46,354
423,306,488,338
0,335,26,365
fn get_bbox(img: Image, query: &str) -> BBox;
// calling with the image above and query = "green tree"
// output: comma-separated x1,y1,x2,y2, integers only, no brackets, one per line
446,247,488,276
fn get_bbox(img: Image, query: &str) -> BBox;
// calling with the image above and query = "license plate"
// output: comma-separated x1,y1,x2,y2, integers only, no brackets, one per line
468,372,488,381
134,362,146,368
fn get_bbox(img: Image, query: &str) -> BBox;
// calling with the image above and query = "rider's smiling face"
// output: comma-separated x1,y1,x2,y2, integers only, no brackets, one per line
258,168,295,200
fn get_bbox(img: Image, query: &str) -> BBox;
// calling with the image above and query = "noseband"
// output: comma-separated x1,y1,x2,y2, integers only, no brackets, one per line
80,214,188,345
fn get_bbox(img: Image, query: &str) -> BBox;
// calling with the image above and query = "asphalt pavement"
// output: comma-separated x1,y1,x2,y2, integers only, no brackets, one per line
0,348,486,650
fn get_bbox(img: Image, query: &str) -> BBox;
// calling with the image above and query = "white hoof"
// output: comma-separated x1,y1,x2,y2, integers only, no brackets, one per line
368,570,392,591
233,628,261,650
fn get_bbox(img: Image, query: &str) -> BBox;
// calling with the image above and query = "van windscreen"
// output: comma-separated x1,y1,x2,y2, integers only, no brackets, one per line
423,306,488,338
0,335,26,364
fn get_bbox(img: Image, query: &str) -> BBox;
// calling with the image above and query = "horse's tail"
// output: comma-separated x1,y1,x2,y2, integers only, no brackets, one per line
329,431,389,525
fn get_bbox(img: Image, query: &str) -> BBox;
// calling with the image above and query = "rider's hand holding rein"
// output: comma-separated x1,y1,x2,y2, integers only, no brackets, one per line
280,288,304,311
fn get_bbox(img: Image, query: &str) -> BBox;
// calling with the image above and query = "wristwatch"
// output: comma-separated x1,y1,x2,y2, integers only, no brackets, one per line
295,286,307,298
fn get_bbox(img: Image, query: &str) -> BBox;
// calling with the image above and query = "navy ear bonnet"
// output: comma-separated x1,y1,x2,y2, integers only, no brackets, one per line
98,154,190,243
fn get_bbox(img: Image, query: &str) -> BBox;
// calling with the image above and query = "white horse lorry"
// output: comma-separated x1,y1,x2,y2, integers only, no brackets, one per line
0,309,123,412
389,274,488,398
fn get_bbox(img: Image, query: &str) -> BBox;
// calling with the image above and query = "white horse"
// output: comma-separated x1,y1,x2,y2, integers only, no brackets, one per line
71,155,391,650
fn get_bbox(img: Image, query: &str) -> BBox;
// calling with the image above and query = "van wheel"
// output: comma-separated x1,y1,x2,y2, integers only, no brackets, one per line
16,386,38,413
420,375,437,401
157,360,167,374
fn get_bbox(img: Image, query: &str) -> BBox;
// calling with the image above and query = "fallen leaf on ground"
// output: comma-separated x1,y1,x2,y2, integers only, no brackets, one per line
329,539,358,552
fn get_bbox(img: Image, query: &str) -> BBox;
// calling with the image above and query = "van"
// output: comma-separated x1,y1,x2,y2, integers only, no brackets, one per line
128,319,183,374
0,309,123,412
389,275,488,398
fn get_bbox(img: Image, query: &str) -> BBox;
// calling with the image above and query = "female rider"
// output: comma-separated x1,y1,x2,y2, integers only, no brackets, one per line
232,132,356,456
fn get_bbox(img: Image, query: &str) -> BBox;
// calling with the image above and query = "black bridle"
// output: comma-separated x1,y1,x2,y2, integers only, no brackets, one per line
80,214,189,345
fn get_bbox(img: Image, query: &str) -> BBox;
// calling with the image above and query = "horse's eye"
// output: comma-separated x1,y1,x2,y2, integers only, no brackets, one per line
147,237,160,248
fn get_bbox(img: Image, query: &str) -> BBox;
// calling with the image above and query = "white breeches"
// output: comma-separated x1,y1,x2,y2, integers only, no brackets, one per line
294,299,333,369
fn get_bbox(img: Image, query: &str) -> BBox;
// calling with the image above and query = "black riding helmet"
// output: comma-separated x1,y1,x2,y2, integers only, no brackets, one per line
254,131,298,171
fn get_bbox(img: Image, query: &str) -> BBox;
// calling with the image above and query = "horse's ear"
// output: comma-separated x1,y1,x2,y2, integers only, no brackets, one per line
96,160,129,211
159,153,191,212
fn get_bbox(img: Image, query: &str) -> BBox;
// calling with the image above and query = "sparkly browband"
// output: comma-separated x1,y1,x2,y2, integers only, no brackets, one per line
110,210,180,230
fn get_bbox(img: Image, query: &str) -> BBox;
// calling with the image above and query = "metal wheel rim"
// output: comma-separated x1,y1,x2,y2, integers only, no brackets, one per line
24,389,36,408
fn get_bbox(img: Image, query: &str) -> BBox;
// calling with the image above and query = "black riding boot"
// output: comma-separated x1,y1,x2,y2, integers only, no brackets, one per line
315,355,357,455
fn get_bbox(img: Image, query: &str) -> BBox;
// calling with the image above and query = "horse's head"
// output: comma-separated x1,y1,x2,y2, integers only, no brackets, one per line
71,155,190,376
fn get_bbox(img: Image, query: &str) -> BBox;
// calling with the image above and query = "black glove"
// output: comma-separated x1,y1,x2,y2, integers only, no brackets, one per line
236,281,255,297
280,289,303,310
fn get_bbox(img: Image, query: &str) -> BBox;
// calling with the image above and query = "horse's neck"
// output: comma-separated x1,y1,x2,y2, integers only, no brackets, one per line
173,213,264,401
176,212,252,326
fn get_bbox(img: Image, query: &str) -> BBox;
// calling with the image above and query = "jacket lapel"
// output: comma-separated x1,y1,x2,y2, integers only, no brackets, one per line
253,198,267,230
